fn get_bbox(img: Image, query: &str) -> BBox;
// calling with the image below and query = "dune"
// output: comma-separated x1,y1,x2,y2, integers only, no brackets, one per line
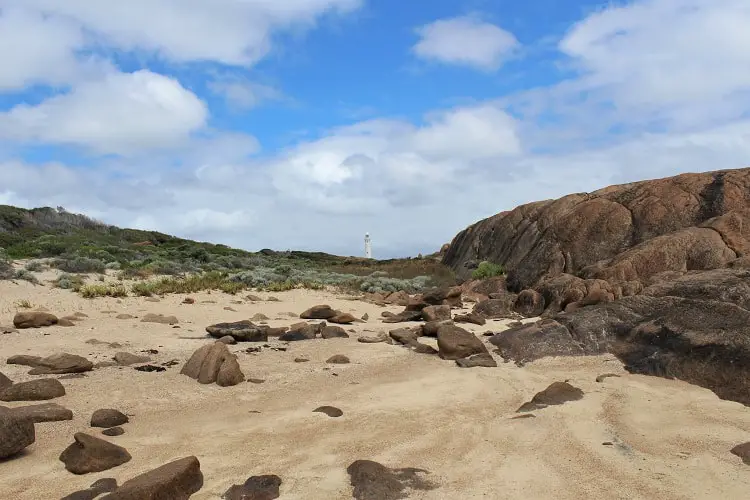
1,274,749,500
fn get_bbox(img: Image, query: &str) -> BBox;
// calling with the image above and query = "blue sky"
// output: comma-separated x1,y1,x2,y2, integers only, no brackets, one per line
0,0,749,258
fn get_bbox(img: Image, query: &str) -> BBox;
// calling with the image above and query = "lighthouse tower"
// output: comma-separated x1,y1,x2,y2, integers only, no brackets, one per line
364,233,372,259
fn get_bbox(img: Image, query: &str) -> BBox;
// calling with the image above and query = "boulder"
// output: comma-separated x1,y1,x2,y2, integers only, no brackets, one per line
59,432,132,474
513,289,545,317
453,313,486,326
223,475,282,500
181,342,245,386
0,405,35,459
91,409,129,428
421,305,451,322
436,325,488,360
206,320,268,342
300,305,337,320
25,353,94,375
421,320,454,337
473,298,516,319
13,311,58,328
381,310,423,324
99,456,203,499
389,328,420,346
12,403,73,423
283,322,325,340
1,378,66,401
102,427,125,437
6,354,42,366
329,313,357,324
321,326,350,339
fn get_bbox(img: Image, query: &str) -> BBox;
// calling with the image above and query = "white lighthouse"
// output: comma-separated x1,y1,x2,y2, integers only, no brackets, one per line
364,233,372,259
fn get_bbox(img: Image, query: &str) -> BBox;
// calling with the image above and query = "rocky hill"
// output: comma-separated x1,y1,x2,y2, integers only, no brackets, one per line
443,167,750,406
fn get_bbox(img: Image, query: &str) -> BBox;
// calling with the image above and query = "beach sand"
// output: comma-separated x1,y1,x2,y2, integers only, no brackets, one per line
1,273,749,499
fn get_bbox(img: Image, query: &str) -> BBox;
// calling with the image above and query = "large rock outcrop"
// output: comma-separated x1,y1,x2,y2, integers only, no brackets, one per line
443,168,750,290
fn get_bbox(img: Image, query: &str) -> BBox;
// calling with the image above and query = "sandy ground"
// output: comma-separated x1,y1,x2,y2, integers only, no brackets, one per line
1,271,749,499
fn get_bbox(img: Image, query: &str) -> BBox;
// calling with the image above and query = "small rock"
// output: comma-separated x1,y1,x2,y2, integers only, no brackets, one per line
0,371,12,391
223,307,237,312
222,474,281,500
358,333,389,343
182,297,195,304
113,352,151,366
326,355,350,364
455,353,497,368
294,358,310,363
250,313,270,321
454,313,486,326
300,305,337,320
412,342,438,355
246,295,263,302
134,364,166,373
731,442,750,465
596,373,621,383
517,382,584,412
13,311,58,329
361,313,369,321
12,403,73,423
218,335,237,345
0,405,35,458
25,353,94,375
59,432,132,474
313,406,343,418
266,296,280,302
58,318,76,327
329,313,357,324
102,427,125,437
141,313,178,325
0,378,66,401
91,409,129,428
181,342,245,386
248,378,265,384
61,478,118,500
115,314,135,320
321,325,350,339
98,456,203,499
206,320,268,342
347,460,436,500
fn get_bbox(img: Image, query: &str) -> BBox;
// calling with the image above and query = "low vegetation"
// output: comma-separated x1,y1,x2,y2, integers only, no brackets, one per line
471,261,505,280
0,205,458,298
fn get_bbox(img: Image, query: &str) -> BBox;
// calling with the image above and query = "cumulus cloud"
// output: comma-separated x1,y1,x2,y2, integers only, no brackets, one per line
0,70,208,155
412,15,519,71
208,77,285,110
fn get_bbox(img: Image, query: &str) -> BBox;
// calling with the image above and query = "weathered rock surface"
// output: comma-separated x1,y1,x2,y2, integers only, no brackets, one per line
436,325,488,360
0,371,11,391
358,332,389,344
300,305,337,320
181,342,245,386
1,378,66,401
313,406,343,418
731,442,750,465
141,313,179,324
61,478,118,500
100,456,203,499
102,427,125,437
517,382,584,412
421,305,451,322
23,353,94,375
473,297,517,320
326,354,350,364
91,409,129,428
59,432,132,474
455,353,497,368
513,289,546,317
0,405,35,458
222,474,281,500
321,325,350,339
13,311,58,328
12,403,73,423
453,313,486,326
329,313,357,324
113,352,151,366
206,320,268,342
347,460,436,500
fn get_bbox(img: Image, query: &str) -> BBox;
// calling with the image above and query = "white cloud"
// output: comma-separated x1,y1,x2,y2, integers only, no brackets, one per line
208,77,284,110
412,15,519,71
0,70,208,155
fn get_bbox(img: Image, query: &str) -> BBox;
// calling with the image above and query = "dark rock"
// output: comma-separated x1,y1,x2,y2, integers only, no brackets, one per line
278,331,308,342
0,371,11,391
100,456,203,499
381,310,423,323
12,403,72,423
13,311,58,328
347,460,436,500
358,333,389,343
436,325,488,360
731,442,750,465
321,326,350,339
473,298,516,319
113,352,151,366
513,289,546,317
596,373,621,383
517,382,584,412
222,474,281,500
294,358,309,363
326,355,350,364
59,432,132,474
91,409,129,428
134,364,166,373
6,354,43,366
421,305,451,322
61,478,118,500
411,342,438,355
287,321,325,340
453,313,486,326
389,328,420,346
313,406,343,418
362,313,369,321
329,313,356,324
0,405,35,458
26,353,94,375
1,378,65,401
420,320,453,337
455,353,497,368
206,320,268,342
300,305,337,320
489,319,585,364
102,427,125,437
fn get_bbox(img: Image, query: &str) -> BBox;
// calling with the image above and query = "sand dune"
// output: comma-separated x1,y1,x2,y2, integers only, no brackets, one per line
1,277,749,499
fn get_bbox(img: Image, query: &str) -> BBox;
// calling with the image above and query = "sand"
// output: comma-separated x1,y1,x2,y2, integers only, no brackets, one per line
1,272,750,499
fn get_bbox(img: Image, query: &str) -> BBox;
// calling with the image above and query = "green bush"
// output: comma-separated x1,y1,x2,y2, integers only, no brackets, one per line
471,261,505,280
53,273,85,290
24,260,44,272
53,256,106,274
79,283,129,298
0,249,13,279
14,269,40,284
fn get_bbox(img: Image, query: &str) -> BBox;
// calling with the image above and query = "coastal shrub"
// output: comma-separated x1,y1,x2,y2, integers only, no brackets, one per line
0,249,13,279
14,269,40,284
472,261,505,280
79,283,129,298
53,273,85,290
24,260,44,272
53,256,107,274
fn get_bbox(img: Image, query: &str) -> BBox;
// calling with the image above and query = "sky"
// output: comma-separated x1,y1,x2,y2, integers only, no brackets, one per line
0,0,749,258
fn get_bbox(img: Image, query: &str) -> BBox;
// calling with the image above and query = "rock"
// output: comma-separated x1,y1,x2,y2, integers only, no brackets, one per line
246,294,263,302
294,358,309,363
182,297,195,304
358,333,389,343
596,373,621,383
421,320,454,337
181,342,245,386
411,342,438,355
1,378,65,401
326,355,350,364
383,291,410,306
517,382,584,412
102,427,125,437
381,310,423,323
0,371,11,391
12,403,73,423
114,352,152,366
329,313,357,324
61,478,118,500
206,320,268,342
436,325,488,360
473,298,516,319
489,319,585,364
99,456,203,499
250,313,270,321
145,297,161,302
321,326,350,339
224,306,237,312
13,311,58,328
218,335,236,345
133,364,165,373
25,353,94,375
300,305,337,320
421,305,451,322
453,313,486,326
362,313,369,321
313,406,343,418
513,289,546,317
455,353,497,368
6,354,42,366
286,322,325,340
58,318,76,327
266,296,280,302
731,442,750,465
347,460,436,500
222,474,282,500
59,432,132,474
91,409,129,428
389,328,420,346
141,313,178,325
278,331,308,342
115,314,135,320
0,405,35,458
